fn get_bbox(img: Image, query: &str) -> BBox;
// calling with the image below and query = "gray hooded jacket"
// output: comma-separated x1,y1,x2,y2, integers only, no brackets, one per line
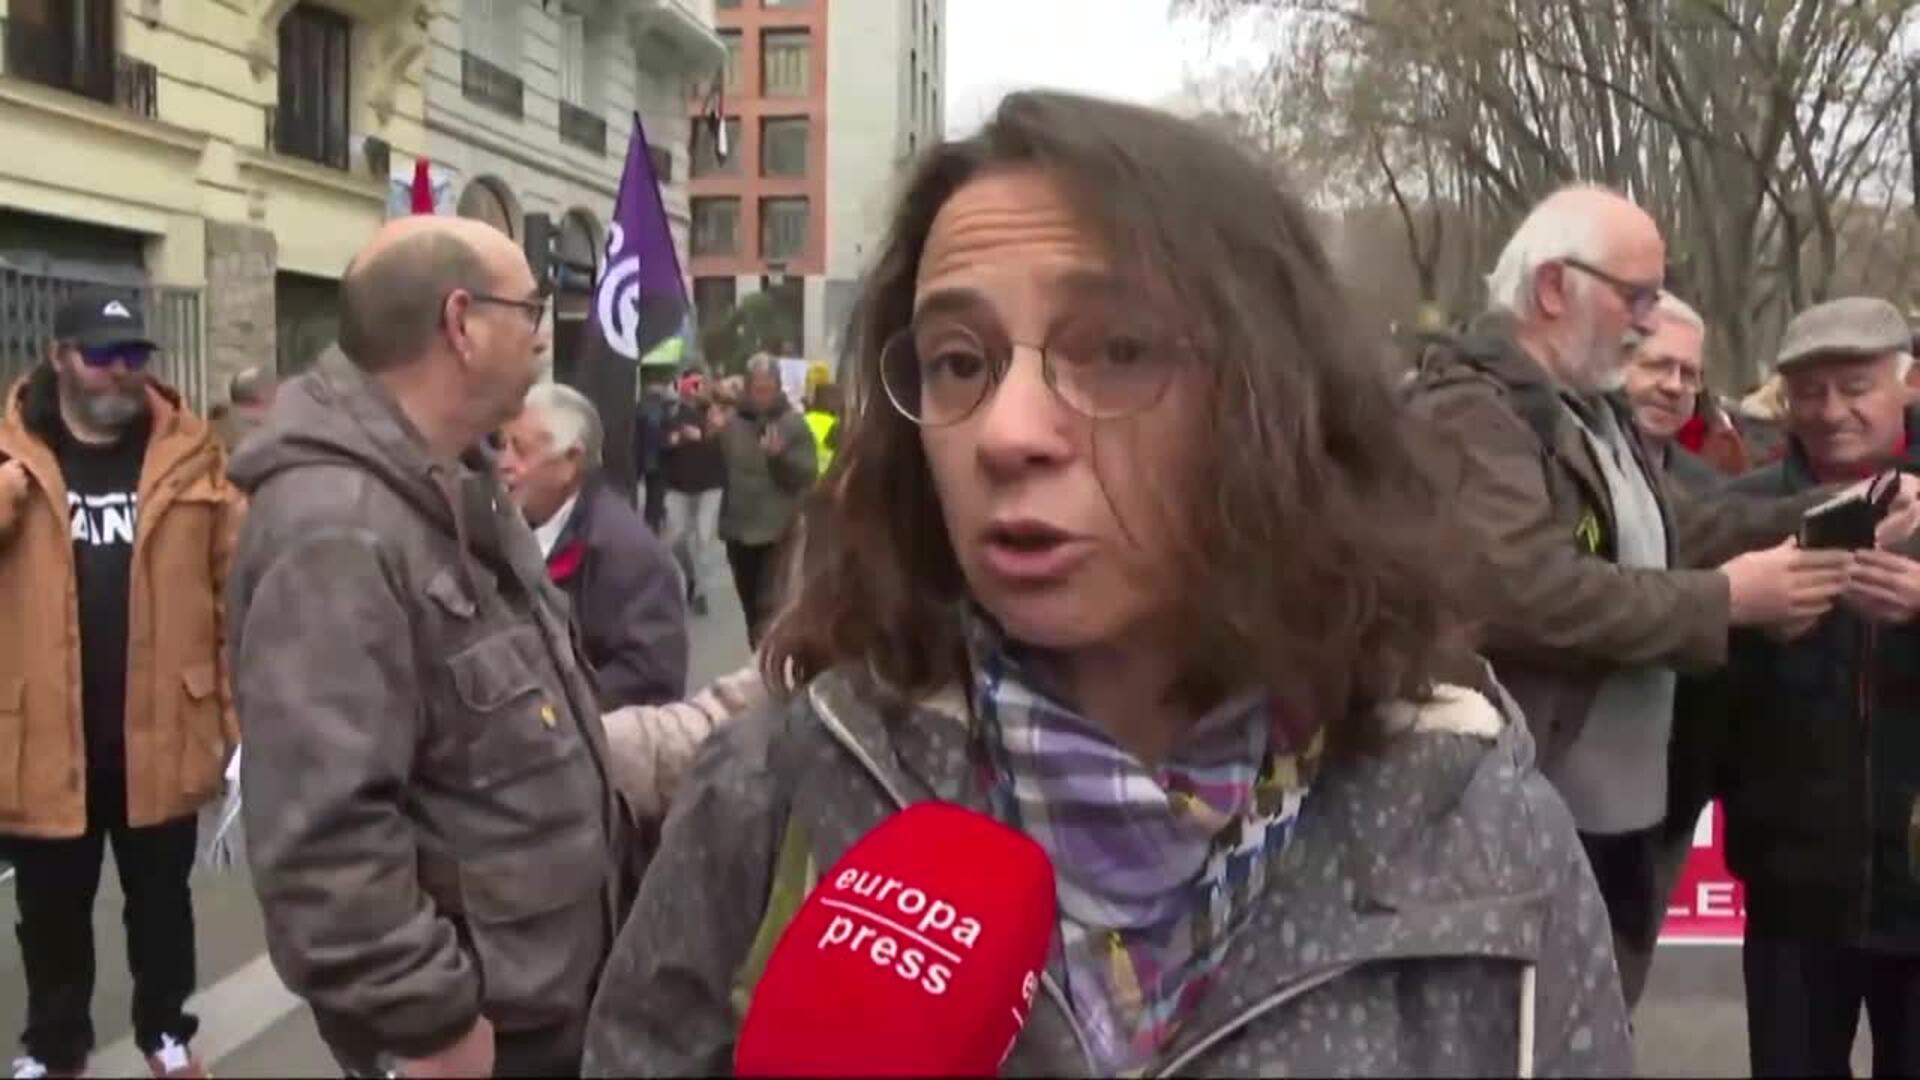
583,663,1631,1077
226,353,630,1068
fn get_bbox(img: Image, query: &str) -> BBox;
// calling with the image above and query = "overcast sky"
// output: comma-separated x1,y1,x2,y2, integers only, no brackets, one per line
944,0,1270,136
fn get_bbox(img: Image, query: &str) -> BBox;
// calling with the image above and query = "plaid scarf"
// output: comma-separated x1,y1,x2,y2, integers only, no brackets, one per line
967,616,1320,1075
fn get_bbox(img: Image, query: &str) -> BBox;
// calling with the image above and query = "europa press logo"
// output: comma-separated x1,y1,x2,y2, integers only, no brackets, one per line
733,803,1057,1076
595,222,644,362
814,867,983,995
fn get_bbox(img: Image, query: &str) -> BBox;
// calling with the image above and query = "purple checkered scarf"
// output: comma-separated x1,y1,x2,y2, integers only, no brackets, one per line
966,615,1318,1073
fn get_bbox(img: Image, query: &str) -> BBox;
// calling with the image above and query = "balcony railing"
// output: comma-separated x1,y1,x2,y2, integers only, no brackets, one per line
115,56,157,120
559,100,606,155
461,51,523,119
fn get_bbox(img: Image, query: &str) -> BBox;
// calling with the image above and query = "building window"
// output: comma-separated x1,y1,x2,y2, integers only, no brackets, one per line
760,197,808,261
720,31,742,92
556,11,588,107
760,30,811,97
909,51,917,123
691,118,741,177
760,117,809,178
716,0,740,7
5,0,118,105
559,101,607,154
461,0,523,117
463,0,520,69
694,277,737,329
650,145,674,184
692,198,741,257
275,4,352,170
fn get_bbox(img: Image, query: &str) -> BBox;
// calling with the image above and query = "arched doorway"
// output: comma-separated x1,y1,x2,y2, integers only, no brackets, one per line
551,208,601,385
456,176,520,240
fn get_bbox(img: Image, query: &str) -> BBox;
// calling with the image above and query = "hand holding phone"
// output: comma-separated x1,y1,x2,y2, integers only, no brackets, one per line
1800,470,1901,550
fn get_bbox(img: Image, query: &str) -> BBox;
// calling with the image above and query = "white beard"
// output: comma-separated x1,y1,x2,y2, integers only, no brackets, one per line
1556,303,1629,394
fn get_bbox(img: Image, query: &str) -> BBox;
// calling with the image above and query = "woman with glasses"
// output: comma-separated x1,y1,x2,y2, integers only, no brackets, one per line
583,91,1629,1077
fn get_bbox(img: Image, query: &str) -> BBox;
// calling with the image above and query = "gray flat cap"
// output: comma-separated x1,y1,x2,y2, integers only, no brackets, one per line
1776,296,1910,371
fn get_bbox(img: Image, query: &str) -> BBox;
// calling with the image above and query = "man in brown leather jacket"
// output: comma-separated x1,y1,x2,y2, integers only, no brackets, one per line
1408,185,1910,1010
226,218,630,1078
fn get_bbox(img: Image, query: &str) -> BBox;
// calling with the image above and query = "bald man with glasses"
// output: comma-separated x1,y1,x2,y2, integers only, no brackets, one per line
225,217,628,1078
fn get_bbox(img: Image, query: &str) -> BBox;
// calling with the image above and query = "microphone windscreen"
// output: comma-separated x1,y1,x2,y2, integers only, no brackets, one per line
734,801,1057,1077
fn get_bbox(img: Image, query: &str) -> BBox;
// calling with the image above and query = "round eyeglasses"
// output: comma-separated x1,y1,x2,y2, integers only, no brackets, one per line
878,322,1181,427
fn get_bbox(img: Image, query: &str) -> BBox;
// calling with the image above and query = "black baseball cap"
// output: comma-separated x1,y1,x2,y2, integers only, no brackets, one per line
53,288,159,351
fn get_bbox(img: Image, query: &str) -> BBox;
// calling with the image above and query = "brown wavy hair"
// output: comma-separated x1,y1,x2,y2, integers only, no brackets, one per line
761,90,1473,755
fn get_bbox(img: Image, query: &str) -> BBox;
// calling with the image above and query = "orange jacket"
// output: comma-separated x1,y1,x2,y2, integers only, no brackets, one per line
0,367,244,838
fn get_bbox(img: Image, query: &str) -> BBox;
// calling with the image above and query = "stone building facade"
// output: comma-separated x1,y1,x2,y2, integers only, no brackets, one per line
0,0,432,404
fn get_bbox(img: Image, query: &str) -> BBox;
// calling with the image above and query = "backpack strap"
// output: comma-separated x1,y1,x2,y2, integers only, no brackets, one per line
729,812,818,1022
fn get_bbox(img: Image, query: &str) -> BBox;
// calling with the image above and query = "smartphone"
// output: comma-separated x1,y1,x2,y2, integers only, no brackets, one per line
1799,470,1901,550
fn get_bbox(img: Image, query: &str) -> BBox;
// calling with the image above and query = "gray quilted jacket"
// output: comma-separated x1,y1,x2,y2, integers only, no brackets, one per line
583,662,1631,1077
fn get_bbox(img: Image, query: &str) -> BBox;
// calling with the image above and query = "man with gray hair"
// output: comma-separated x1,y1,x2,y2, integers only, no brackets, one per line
214,365,276,454
718,352,815,645
1621,292,1733,493
1702,296,1920,1076
499,382,688,709
1409,184,1908,1009
224,216,631,1078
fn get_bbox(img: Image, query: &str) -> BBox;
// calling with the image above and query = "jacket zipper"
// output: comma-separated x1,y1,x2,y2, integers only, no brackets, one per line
1859,621,1876,934
809,686,1101,1075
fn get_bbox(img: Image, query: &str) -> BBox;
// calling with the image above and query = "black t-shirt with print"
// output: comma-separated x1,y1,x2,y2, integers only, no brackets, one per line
56,414,150,775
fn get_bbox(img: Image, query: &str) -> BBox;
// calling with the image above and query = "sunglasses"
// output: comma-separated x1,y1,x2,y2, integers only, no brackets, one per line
76,344,156,371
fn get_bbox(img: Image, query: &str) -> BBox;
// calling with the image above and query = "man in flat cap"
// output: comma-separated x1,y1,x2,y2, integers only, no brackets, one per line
1704,296,1920,1076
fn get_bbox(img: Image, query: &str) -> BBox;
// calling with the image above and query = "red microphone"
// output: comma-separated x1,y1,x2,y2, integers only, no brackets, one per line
734,801,1057,1077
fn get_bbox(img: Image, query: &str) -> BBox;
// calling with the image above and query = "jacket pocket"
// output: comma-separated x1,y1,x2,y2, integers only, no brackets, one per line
444,629,583,791
175,663,226,803
457,822,606,1033
0,677,23,814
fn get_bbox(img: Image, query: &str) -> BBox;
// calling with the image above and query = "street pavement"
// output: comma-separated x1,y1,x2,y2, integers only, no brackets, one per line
0,538,1847,1076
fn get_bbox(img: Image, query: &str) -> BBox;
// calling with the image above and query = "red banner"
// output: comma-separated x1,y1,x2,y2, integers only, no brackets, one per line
1659,802,1746,944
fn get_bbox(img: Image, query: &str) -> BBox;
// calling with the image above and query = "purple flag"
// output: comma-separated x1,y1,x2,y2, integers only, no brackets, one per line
594,112,690,366
577,113,688,499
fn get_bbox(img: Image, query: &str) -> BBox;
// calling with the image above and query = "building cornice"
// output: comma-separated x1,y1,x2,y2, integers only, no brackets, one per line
0,77,207,158
628,0,726,74
424,111,620,202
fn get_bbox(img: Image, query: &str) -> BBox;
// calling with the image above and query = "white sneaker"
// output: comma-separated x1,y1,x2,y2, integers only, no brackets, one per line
11,1058,48,1080
145,1037,204,1079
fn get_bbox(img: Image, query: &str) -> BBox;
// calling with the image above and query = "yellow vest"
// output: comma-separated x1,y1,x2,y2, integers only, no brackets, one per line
804,411,837,476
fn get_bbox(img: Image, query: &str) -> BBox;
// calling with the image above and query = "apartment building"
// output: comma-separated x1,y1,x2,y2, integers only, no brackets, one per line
430,0,722,381
0,0,433,400
688,0,943,364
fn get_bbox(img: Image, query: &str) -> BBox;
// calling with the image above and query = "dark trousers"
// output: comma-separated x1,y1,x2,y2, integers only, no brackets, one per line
726,541,779,648
4,773,199,1070
641,471,667,534
1579,828,1662,1011
1744,935,1920,1077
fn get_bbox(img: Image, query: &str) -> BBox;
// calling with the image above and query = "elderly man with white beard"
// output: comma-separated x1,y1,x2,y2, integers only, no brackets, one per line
1408,184,1920,1011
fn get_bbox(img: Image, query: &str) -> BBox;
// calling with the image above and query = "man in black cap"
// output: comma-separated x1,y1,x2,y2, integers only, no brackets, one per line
0,288,242,1079
1706,296,1920,1077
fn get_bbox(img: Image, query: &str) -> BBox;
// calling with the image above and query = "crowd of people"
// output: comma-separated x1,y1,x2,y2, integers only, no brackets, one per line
0,87,1916,1078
